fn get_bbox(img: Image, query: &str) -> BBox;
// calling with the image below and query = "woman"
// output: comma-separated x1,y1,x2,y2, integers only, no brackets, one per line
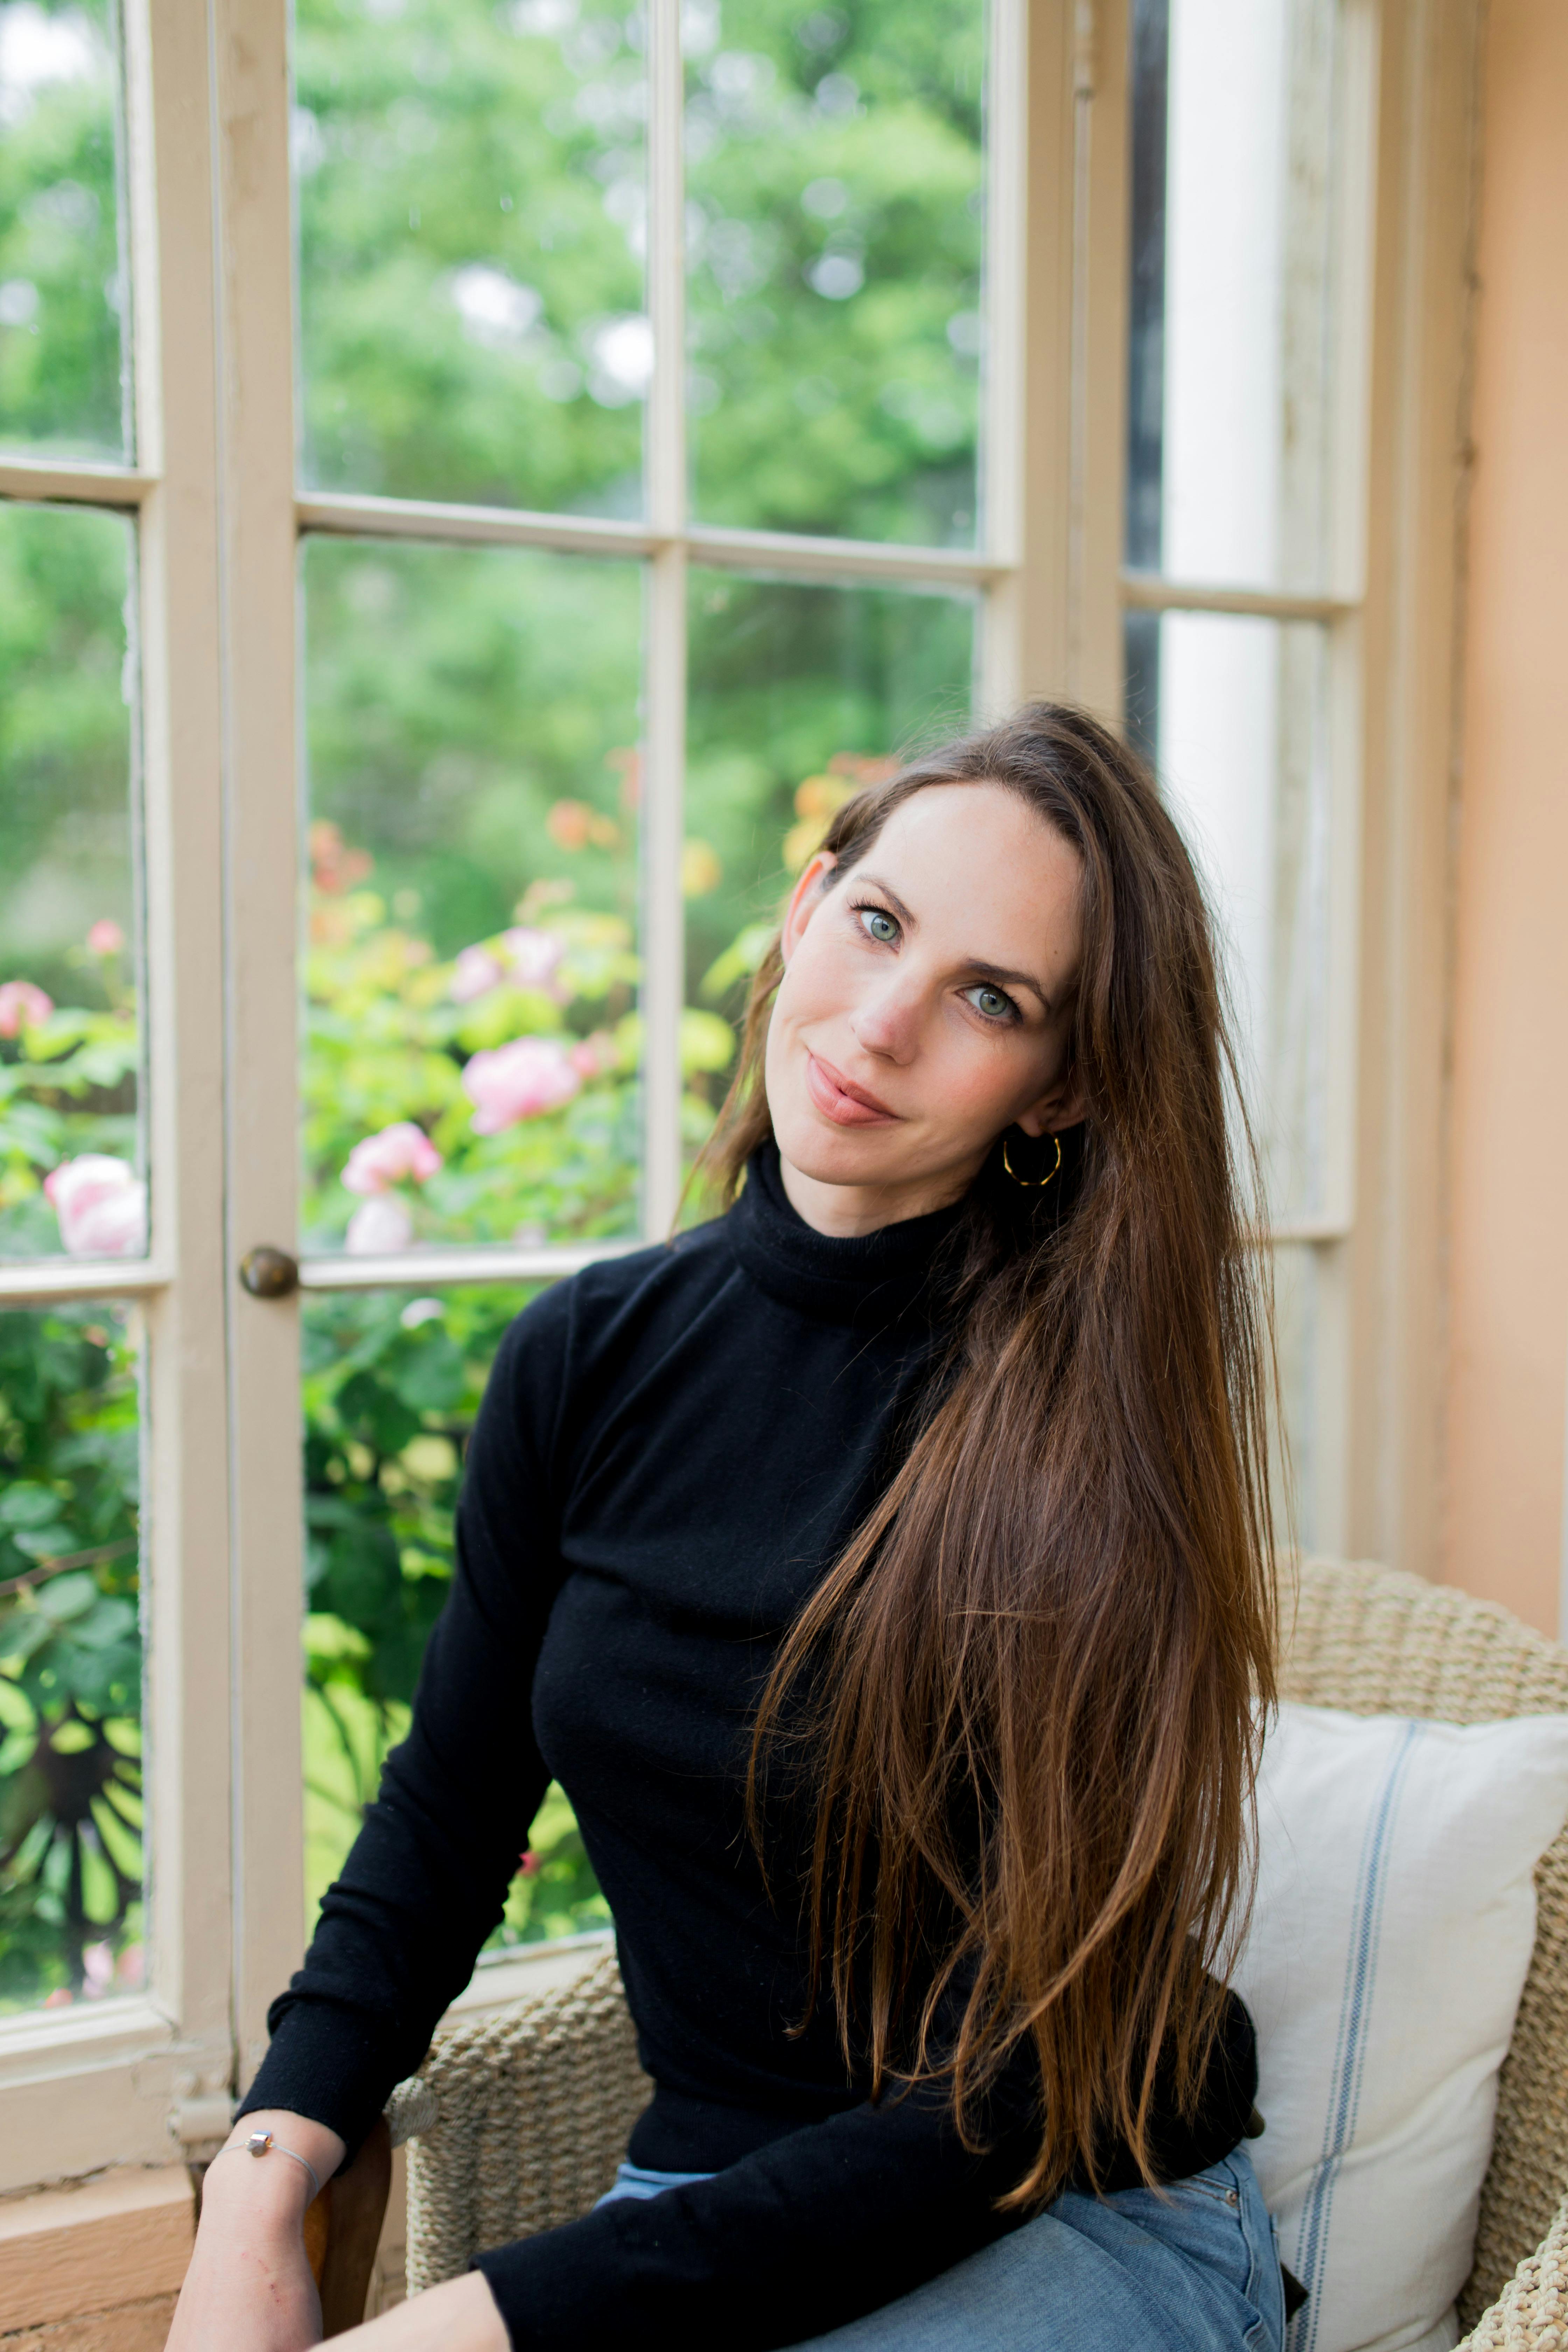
169,703,1283,2352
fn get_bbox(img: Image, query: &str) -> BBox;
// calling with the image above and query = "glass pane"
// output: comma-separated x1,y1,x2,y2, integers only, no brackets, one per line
0,503,143,1265
1126,0,1345,592
686,0,985,546
684,569,975,1147
302,1285,607,1948
294,0,647,516
0,1302,143,2012
301,536,643,1255
0,0,130,460
1129,610,1331,1227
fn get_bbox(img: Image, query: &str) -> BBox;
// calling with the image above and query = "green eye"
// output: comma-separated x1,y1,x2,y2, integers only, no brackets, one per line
861,909,898,944
965,985,1015,1021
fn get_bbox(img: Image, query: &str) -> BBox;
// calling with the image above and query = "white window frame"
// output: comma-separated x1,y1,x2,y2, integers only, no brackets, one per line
0,0,236,2188
0,0,1479,2192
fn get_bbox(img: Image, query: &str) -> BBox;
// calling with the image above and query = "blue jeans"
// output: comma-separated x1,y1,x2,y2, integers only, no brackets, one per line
601,2146,1284,2351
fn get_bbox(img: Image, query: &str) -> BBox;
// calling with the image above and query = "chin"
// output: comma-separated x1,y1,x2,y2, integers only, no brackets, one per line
770,1102,904,1190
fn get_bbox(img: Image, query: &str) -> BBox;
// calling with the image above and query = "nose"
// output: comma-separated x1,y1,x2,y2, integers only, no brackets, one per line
849,971,921,1064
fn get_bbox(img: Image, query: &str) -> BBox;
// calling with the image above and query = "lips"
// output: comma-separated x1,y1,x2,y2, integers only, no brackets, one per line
803,1051,899,1128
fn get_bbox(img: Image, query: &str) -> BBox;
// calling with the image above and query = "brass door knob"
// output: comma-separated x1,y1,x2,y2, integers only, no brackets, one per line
239,1246,300,1298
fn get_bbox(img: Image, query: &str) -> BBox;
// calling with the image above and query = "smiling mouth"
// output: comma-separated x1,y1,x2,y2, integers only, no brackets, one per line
804,1051,900,1127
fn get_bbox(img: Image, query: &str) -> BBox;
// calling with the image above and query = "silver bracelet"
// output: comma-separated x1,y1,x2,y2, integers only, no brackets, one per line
215,2128,323,2203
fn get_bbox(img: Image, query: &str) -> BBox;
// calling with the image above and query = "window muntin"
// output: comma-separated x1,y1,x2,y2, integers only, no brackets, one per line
0,0,131,463
684,0,986,546
293,0,649,514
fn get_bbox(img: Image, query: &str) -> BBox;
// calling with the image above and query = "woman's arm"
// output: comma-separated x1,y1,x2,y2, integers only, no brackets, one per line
166,2112,508,2352
164,2111,346,2352
465,1987,1258,2352
235,1298,573,2158
324,2274,508,2351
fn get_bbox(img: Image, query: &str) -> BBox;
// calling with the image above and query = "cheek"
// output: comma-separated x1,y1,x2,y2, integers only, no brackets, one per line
777,916,857,1023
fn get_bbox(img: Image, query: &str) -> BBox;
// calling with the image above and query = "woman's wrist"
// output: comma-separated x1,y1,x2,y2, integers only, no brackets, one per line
203,2108,348,2227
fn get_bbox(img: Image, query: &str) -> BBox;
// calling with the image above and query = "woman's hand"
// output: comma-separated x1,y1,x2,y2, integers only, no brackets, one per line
328,2270,510,2350
164,2111,347,2352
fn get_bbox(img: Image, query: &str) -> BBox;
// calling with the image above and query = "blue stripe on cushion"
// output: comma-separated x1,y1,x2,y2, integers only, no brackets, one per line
1289,1719,1424,2349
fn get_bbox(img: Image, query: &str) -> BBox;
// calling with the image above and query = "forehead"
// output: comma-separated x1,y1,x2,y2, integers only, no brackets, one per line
866,782,1083,964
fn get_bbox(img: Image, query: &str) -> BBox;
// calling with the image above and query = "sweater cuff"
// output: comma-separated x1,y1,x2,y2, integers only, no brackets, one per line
235,1999,404,2163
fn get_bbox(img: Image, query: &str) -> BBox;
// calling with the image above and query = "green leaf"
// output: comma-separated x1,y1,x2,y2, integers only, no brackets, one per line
0,1484,63,1533
36,1573,98,1624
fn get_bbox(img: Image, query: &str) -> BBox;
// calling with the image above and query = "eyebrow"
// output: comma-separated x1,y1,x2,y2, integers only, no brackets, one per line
852,873,1057,1013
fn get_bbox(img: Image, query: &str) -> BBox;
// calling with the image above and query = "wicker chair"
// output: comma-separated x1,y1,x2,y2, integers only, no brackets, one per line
317,1560,1568,2345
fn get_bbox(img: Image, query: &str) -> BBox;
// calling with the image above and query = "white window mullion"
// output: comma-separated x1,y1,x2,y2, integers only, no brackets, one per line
642,0,687,1240
210,0,310,2089
128,0,236,2108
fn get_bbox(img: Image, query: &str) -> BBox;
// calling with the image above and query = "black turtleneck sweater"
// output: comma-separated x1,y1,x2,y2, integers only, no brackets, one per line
240,1148,1257,2348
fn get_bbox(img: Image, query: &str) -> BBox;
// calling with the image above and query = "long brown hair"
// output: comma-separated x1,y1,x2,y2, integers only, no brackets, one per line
705,701,1279,2206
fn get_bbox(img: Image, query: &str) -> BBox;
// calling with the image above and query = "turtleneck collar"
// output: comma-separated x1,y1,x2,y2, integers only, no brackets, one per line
725,1139,962,1328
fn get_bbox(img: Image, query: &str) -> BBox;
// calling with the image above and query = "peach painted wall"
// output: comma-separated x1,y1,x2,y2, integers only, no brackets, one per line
1444,0,1568,1634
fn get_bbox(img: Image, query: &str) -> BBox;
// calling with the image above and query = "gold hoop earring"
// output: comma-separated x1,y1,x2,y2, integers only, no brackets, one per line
1002,1131,1062,1188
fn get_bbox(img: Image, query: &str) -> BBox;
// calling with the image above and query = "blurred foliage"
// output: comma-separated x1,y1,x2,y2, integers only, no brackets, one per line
291,0,983,541
684,0,983,542
0,0,128,458
0,1303,141,2010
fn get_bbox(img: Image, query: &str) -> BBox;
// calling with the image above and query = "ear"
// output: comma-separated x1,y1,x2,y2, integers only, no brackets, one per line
778,851,838,967
1015,1063,1088,1139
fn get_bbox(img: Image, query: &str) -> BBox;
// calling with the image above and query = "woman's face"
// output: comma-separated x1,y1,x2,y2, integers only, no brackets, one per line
765,780,1086,1233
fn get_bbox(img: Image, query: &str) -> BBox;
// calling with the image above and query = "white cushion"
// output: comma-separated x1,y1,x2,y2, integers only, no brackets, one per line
1233,1701,1568,2352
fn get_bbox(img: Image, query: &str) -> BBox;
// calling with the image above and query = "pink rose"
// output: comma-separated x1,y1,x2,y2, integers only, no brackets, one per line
345,1195,414,1255
499,927,564,992
43,1155,148,1258
450,945,504,1004
0,980,52,1037
86,919,125,956
462,1036,581,1133
568,1029,617,1079
341,1121,443,1196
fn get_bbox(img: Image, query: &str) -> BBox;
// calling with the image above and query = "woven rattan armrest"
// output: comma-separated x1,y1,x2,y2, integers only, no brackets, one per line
1459,2193,1568,2350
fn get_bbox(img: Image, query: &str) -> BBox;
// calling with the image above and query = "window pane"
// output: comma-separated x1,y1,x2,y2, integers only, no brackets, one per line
1128,609,1331,1227
294,0,647,516
301,536,643,1255
0,1302,143,2013
0,504,143,1265
0,0,130,460
302,1284,607,1948
686,0,985,546
684,569,975,1139
1126,0,1345,592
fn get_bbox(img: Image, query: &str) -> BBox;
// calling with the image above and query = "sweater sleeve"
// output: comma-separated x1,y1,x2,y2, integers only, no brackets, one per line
236,1293,573,2154
472,1988,1259,2351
